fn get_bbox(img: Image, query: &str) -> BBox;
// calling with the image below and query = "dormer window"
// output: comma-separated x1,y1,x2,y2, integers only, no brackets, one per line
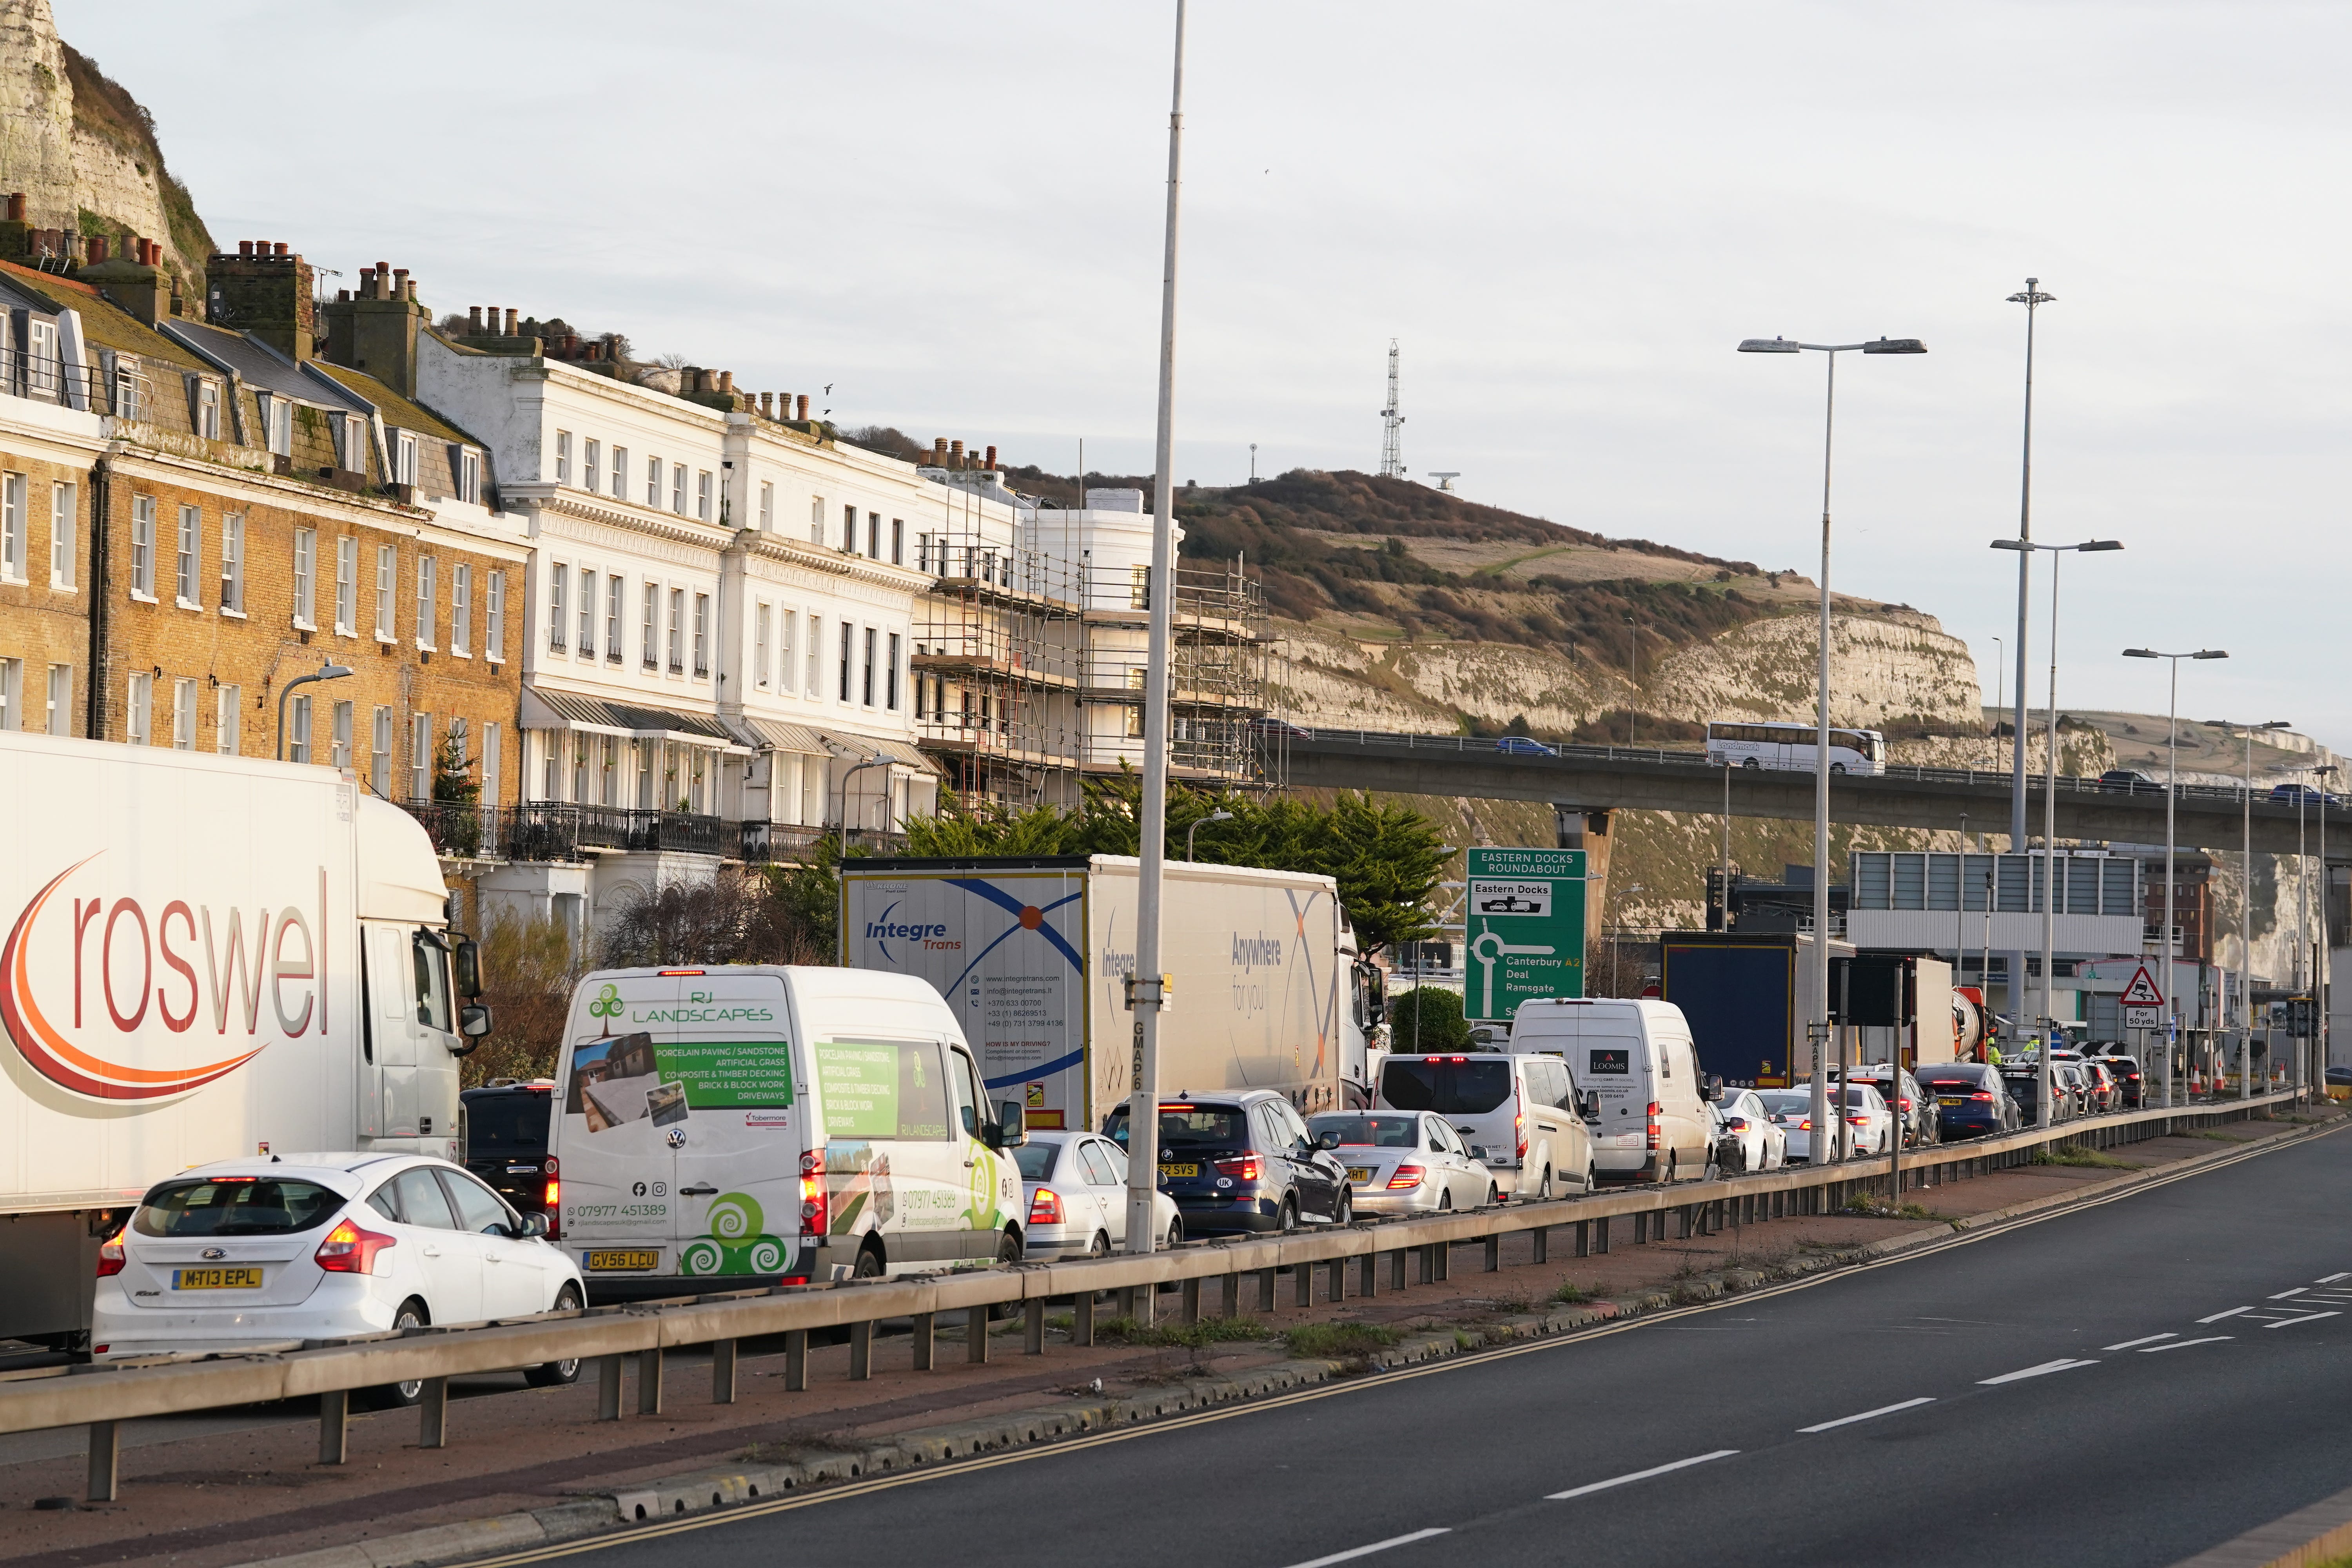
336,412,369,474
394,431,417,486
258,393,292,457
111,355,142,421
26,320,57,397
195,379,220,439
457,448,480,505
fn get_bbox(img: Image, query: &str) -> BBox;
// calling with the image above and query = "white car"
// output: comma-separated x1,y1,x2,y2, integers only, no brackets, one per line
94,1154,584,1403
1308,1110,1500,1214
1013,1131,1180,1258
1711,1089,1788,1174
1755,1084,1893,1162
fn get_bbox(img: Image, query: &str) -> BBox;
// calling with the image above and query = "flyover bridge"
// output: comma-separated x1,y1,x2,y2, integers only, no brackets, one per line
1267,728,2339,860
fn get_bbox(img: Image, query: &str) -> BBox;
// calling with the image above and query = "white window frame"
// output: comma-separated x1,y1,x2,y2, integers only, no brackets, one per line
482,720,502,807
394,431,417,487
374,543,396,641
370,706,393,797
810,495,823,544
641,583,658,670
697,470,712,521
289,693,312,764
692,592,710,677
174,503,200,607
754,603,771,688
46,663,70,737
486,569,505,662
335,535,357,634
583,438,600,494
331,699,354,768
126,672,152,745
667,588,684,673
779,610,796,699
415,555,437,651
0,658,19,731
0,472,22,582
459,447,480,504
452,563,471,657
672,464,687,514
49,481,74,590
129,496,156,600
576,566,596,657
410,713,430,801
548,563,569,651
338,413,368,474
219,512,244,615
759,481,773,529
292,527,316,628
555,429,572,483
216,682,239,755
196,379,220,440
171,677,196,750
604,575,622,663
646,456,662,508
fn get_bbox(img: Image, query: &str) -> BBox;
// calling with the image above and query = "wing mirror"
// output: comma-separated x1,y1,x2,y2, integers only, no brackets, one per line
458,1003,492,1040
1579,1090,1602,1121
988,1100,1027,1150
454,938,483,998
514,1211,550,1240
1314,1129,1341,1151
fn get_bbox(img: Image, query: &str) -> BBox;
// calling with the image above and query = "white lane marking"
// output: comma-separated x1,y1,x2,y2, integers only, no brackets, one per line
2198,1306,2254,1324
2140,1336,2233,1352
1548,1450,1740,1500
1281,1528,1451,1568
2265,1311,2341,1330
2270,1288,2309,1299
1978,1358,2099,1385
2317,1272,2351,1284
1798,1396,1936,1434
2103,1333,2177,1350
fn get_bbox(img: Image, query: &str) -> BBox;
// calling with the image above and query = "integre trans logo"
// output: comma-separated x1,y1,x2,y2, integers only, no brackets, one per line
865,899,956,960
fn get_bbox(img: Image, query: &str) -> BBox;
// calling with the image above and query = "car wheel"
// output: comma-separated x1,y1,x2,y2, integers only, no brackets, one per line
1741,758,1761,770
366,1300,430,1408
1829,762,1847,775
1164,1217,1183,1249
1584,1160,1598,1190
1087,1230,1110,1258
1334,1189,1353,1225
524,1285,584,1387
1536,1166,1554,1201
1437,1191,1453,1212
854,1239,886,1279
1278,1199,1299,1234
1486,1184,1502,1207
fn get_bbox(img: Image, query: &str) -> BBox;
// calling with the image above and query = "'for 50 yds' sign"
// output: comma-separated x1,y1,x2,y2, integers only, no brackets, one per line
0,853,332,1101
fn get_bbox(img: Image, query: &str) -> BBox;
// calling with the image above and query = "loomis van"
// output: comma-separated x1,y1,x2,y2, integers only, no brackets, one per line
548,967,1028,1299
1507,998,1711,1183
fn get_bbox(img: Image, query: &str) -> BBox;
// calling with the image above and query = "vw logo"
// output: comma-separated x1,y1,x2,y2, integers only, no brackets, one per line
664,1128,686,1150
200,1246,227,1261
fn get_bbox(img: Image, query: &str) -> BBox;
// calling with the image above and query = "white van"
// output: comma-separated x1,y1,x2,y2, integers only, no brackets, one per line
1374,1052,1598,1200
1507,998,1711,1183
548,966,1029,1299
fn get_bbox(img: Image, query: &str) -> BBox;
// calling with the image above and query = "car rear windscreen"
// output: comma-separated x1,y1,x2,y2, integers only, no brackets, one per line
465,1093,552,1154
133,1178,343,1237
1105,1105,1251,1150
1309,1114,1420,1148
1381,1059,1513,1115
1916,1070,1987,1088
1012,1144,1058,1180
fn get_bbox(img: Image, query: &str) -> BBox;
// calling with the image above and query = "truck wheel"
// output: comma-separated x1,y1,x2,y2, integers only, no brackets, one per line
524,1285,583,1386
367,1300,429,1408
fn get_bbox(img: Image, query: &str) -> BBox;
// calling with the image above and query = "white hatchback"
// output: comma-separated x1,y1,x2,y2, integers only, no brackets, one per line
94,1154,584,1401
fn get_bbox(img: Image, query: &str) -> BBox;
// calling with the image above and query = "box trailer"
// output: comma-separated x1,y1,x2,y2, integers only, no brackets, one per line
0,732,481,1349
1658,930,1851,1088
840,855,1381,1130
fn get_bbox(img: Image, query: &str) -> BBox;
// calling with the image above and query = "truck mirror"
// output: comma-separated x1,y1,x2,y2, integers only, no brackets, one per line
458,1002,493,1042
993,1100,1027,1149
454,938,483,998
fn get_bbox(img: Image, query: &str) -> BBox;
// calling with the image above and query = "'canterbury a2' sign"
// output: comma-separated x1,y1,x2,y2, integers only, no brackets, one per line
1,852,329,1101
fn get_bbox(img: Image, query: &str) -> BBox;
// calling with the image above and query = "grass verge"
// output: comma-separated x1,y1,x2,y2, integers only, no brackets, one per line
2031,1145,2140,1169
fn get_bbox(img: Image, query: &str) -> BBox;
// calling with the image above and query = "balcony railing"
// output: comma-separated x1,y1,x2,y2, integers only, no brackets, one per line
401,802,885,865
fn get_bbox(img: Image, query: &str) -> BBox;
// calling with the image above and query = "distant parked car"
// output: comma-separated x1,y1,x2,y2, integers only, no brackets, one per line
1106,1092,1351,1235
2269,782,2342,807
1711,1087,1788,1174
93,1155,582,1403
1308,1111,1497,1215
2099,769,2161,795
1013,1130,1180,1258
1494,736,1559,757
2087,1052,2147,1108
1842,1065,1939,1149
1999,1064,2066,1123
2326,1065,2352,1088
1914,1062,2020,1139
460,1081,558,1220
1756,1084,1891,1161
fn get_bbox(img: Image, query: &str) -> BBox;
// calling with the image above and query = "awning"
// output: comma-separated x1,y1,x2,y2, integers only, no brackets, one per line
521,687,750,753
736,717,831,756
815,728,940,776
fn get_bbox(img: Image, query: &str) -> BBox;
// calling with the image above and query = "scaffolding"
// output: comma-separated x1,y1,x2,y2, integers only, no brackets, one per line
1077,554,1267,783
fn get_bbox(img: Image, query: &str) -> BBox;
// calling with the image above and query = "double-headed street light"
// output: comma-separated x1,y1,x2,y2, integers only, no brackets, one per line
2207,719,2291,1100
2123,647,2227,1107
1990,536,2121,1126
1740,333,1926,1157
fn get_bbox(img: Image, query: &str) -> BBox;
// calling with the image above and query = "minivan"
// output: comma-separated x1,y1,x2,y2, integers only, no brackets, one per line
1376,1051,1598,1199
1505,998,1711,1183
547,966,1030,1301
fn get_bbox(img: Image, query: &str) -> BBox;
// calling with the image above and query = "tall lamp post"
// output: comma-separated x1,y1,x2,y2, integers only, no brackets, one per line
1990,536,2122,1127
2124,647,2227,1108
2316,764,2336,1104
1738,332,1926,1160
2004,278,2056,1059
276,662,355,762
2208,720,2291,1101
1185,808,1232,860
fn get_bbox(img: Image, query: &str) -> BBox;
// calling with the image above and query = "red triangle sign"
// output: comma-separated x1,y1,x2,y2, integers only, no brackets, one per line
2119,965,2164,1007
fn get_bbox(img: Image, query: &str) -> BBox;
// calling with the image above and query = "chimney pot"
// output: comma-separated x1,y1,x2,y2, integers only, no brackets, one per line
273,241,289,258
240,240,254,257
934,437,948,461
337,288,350,302
359,267,376,294
405,280,417,301
87,236,107,265
985,445,997,470
468,306,482,332
949,440,964,467
3,193,22,222
759,392,773,417
503,307,517,335
797,394,809,420
718,370,734,392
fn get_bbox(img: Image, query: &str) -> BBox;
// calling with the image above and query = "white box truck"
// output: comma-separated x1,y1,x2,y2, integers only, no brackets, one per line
0,732,483,1351
840,855,1384,1132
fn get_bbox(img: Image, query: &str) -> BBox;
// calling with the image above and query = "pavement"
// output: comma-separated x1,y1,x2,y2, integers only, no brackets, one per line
0,1107,2337,1568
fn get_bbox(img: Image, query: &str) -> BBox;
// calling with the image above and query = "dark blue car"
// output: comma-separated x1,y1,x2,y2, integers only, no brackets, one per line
1915,1062,2020,1140
1495,736,1558,756
1105,1091,1350,1235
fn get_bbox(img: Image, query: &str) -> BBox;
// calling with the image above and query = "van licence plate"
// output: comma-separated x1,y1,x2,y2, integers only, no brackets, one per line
585,1250,661,1272
1160,1163,1200,1178
172,1267,262,1290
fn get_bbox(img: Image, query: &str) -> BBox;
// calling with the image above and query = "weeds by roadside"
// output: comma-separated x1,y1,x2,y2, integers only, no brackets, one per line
2031,1145,2140,1169
1552,1281,1592,1305
1284,1322,1401,1362
1094,1315,1270,1350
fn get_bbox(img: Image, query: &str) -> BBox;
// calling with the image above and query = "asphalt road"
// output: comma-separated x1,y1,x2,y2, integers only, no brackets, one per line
483,1124,2352,1568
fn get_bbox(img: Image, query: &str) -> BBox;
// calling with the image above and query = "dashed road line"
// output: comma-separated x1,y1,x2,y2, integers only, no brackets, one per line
1283,1528,1452,1568
2198,1306,2254,1324
2264,1311,2340,1329
1798,1397,1935,1434
2317,1272,2351,1284
2140,1336,2233,1353
1548,1450,1740,1500
2270,1288,2309,1299
2104,1333,2177,1350
1979,1358,2099,1385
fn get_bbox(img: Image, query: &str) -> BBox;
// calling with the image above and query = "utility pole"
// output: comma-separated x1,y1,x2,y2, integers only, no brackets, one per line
2005,279,2054,1038
1379,339,1404,479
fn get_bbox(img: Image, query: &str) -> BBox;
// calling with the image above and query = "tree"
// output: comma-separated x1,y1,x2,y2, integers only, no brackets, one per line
600,865,802,969
462,909,588,1088
1390,987,1471,1053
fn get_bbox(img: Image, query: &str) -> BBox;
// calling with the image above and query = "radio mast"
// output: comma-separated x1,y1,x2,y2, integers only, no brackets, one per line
1379,338,1405,478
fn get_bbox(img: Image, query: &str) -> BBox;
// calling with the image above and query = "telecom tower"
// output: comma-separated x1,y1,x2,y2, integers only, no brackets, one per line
1379,339,1405,478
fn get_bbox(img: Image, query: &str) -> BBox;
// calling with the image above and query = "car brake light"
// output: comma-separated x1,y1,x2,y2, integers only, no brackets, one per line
544,1156,560,1175
1646,1100,1661,1153
314,1218,397,1274
95,1223,127,1278
1028,1188,1064,1225
1515,1099,1528,1161
1968,1092,1994,1102
1797,1119,1813,1131
543,1178,562,1233
1846,1116,1869,1126
800,1149,828,1236
656,968,706,976
1387,1165,1425,1189
1213,1156,1262,1181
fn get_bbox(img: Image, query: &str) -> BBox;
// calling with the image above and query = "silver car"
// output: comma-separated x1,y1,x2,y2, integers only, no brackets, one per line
1307,1111,1499,1215
1012,1131,1180,1258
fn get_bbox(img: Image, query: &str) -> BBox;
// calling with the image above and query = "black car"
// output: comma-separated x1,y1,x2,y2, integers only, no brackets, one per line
1997,1064,2068,1124
1106,1090,1350,1235
2089,1053,2147,1108
1915,1062,2018,1138
2098,769,2161,795
461,1080,558,1218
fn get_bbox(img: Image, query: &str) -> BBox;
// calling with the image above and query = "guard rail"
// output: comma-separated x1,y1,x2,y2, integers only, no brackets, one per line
0,1091,2300,1503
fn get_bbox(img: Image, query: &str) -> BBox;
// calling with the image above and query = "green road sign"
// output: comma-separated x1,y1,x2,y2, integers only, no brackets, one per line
1464,846,1586,1021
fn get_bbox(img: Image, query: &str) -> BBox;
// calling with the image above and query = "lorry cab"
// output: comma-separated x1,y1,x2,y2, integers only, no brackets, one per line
1507,998,1710,1184
548,965,1028,1301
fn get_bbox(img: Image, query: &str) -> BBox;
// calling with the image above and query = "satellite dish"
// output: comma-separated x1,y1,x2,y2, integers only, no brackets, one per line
1429,471,1461,492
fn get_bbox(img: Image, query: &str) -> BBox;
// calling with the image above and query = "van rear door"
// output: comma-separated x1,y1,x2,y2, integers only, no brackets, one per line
665,972,802,1280
1581,1029,1651,1172
555,976,681,1278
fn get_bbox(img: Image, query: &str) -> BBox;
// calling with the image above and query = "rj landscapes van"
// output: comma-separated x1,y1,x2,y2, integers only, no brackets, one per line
0,732,485,1351
546,966,1029,1296
839,855,1383,1131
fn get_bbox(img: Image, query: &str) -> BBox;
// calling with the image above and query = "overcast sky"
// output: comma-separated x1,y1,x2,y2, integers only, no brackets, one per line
56,1,2352,750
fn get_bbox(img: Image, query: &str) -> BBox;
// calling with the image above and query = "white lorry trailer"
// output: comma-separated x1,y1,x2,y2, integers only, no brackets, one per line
840,855,1385,1132
0,732,484,1351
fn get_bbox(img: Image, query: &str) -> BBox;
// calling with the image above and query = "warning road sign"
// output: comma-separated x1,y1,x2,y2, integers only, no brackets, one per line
2119,965,2164,1008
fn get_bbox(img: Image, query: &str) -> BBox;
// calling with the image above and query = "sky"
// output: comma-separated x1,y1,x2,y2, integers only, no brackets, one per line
53,1,2352,750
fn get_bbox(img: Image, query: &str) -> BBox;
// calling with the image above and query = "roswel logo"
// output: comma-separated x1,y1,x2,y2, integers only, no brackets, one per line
0,853,329,1102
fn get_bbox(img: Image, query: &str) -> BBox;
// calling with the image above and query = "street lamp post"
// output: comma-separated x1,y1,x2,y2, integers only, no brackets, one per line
276,662,355,763
1991,536,2122,1127
2005,278,2056,1063
2317,764,2336,1104
2124,647,2227,1108
2209,720,2291,1102
1186,808,1233,860
1739,332,1926,1160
